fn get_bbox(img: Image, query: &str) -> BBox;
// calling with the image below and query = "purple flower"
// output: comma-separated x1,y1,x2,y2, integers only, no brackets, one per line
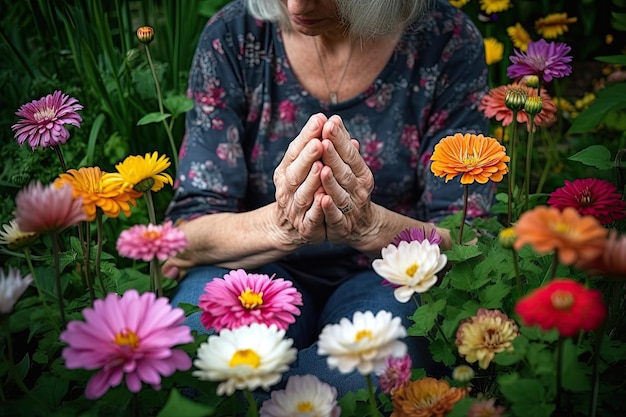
391,227,442,246
507,39,572,83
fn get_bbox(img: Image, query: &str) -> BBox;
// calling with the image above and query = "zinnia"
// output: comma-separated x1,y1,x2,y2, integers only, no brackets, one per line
391,377,467,417
11,90,82,149
259,374,341,417
0,267,33,314
430,133,509,185
59,290,193,399
101,152,173,193
198,269,302,332
116,221,188,261
507,39,573,83
515,278,606,337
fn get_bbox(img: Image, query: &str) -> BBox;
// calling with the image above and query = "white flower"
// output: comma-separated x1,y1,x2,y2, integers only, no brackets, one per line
259,374,341,417
193,323,297,396
0,219,37,250
317,310,407,375
0,267,33,314
372,240,447,303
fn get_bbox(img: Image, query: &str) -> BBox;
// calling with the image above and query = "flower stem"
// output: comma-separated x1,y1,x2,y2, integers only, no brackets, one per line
507,111,519,225
549,253,558,280
366,374,383,417
556,336,565,414
51,231,66,323
95,211,107,295
151,257,163,297
243,389,258,417
589,322,606,417
458,184,469,245
52,145,68,172
80,221,95,303
511,248,523,297
144,190,157,225
23,247,60,332
524,119,536,212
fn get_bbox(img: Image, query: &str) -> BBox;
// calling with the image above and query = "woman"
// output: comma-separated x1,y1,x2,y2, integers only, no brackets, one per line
163,0,493,396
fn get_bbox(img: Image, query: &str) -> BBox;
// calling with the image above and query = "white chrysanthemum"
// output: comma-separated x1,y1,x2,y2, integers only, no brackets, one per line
0,219,37,250
372,240,447,303
317,310,407,375
193,323,297,396
0,267,33,314
259,374,341,417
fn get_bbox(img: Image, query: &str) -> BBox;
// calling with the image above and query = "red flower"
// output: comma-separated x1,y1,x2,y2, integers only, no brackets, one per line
515,279,606,337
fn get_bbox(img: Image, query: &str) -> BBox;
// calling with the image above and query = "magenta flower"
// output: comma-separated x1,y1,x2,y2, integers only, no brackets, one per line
391,226,442,246
116,221,187,261
547,178,626,225
198,269,303,332
12,90,83,149
377,353,412,396
15,182,87,234
507,39,572,83
0,267,33,314
60,290,193,399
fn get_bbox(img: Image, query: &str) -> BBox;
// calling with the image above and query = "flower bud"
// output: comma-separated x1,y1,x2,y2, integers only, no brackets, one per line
452,365,475,382
505,88,527,111
524,75,539,88
136,26,154,44
524,96,543,116
498,227,517,249
134,177,155,193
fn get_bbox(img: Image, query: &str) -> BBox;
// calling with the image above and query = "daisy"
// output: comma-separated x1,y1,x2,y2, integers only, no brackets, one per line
198,269,303,332
193,323,297,396
0,219,37,250
377,354,412,396
507,23,532,52
535,13,578,39
507,39,573,83
479,0,511,14
0,267,33,314
60,290,193,399
101,151,173,193
259,374,341,417
317,310,407,375
484,37,504,66
116,221,188,262
391,377,467,417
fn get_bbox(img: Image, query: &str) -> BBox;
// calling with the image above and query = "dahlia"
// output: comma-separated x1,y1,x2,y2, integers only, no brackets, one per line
391,377,466,417
507,39,573,83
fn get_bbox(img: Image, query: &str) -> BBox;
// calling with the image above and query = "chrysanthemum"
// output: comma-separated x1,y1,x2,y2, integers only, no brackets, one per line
11,90,82,149
60,290,193,399
259,374,341,417
508,39,573,83
55,167,141,221
577,229,626,278
193,323,297,396
535,13,578,39
484,38,504,65
479,83,558,130
468,398,506,417
372,240,447,303
317,310,407,375
507,23,532,52
515,279,606,337
479,0,511,14
430,133,509,185
377,354,412,396
391,227,442,246
15,182,87,234
0,268,33,314
451,364,475,382
390,377,467,417
455,308,519,369
101,152,173,193
198,269,303,332
0,219,38,250
116,221,188,262
513,206,608,266
547,178,626,225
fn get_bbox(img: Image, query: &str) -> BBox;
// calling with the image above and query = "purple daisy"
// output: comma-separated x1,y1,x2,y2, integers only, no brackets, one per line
12,90,83,149
507,39,572,83
391,226,442,246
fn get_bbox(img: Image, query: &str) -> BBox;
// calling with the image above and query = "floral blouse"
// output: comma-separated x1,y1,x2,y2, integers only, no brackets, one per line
166,0,495,284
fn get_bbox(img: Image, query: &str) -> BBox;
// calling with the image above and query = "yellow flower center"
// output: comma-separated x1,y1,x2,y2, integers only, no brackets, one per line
405,263,419,277
229,349,261,368
551,290,574,310
355,329,373,343
297,402,314,413
113,329,140,349
34,107,56,122
238,288,264,309
462,153,479,167
553,222,569,234
142,230,162,240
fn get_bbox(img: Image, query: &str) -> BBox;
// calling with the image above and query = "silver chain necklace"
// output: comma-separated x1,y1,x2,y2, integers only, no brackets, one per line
313,37,355,104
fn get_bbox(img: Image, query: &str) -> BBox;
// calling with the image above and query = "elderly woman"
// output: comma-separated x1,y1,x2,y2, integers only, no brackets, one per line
163,0,493,396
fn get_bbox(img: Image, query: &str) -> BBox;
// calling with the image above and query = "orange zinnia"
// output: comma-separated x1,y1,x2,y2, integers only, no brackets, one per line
514,206,607,266
391,377,466,417
430,133,509,184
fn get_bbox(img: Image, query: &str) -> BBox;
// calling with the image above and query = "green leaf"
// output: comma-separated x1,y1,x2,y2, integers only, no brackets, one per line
561,339,592,392
164,95,194,117
33,374,68,408
567,145,614,170
567,84,626,135
499,374,547,403
137,112,172,125
429,338,456,366
447,398,475,417
611,11,626,30
407,298,446,336
493,335,528,366
478,281,511,308
444,244,483,263
156,389,214,417
595,55,626,66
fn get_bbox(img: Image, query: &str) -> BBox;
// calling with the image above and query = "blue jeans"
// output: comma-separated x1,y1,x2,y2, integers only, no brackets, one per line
170,263,435,399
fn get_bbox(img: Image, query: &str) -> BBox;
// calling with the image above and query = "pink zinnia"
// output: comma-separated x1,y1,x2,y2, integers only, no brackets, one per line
60,290,193,399
116,221,187,261
377,354,412,396
12,90,83,149
198,269,303,332
15,182,87,234
547,178,626,225
391,227,442,246
507,39,572,83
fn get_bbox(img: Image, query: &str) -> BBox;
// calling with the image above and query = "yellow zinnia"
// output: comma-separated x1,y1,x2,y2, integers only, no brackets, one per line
479,0,511,14
484,37,504,65
535,13,578,39
507,23,532,52
101,152,173,193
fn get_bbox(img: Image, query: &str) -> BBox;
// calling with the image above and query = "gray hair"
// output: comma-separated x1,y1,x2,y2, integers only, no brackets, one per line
244,0,433,39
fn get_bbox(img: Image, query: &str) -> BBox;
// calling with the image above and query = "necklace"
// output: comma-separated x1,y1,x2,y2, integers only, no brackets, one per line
313,37,355,104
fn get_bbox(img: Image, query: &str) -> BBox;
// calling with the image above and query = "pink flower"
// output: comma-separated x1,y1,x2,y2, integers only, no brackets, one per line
377,354,412,396
0,267,33,314
12,90,83,149
507,39,572,83
116,221,187,261
60,290,193,399
468,397,506,417
391,227,442,246
15,182,87,234
198,269,303,332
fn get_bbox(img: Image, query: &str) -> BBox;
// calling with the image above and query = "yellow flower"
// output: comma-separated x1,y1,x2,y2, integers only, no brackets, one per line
0,219,38,250
535,13,578,39
391,377,467,417
479,0,511,14
101,152,173,193
449,0,470,8
507,23,532,52
484,37,504,65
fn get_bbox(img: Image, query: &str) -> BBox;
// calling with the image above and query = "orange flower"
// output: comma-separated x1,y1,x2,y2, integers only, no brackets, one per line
514,206,607,266
577,229,626,279
391,377,466,417
55,167,141,221
430,133,509,185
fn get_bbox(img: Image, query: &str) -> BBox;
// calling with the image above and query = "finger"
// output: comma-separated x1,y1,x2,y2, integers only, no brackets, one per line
320,139,354,186
322,116,370,178
320,164,351,209
320,194,348,228
285,139,323,187
292,160,323,211
286,113,327,161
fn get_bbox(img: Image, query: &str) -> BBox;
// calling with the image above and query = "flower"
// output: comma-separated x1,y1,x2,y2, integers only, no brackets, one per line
0,268,33,314
479,0,511,14
198,269,303,332
468,397,506,417
515,278,607,337
11,90,83,149
498,227,516,249
504,87,528,111
136,25,154,44
507,23,531,52
15,182,87,234
513,206,608,266
193,323,297,396
372,240,447,303
577,229,626,278
484,37,504,65
449,0,470,8
391,377,467,417
430,133,509,185
535,13,578,39
259,374,341,417
101,152,173,193
455,308,519,369
55,167,141,221
59,290,193,399
524,96,543,116
451,364,475,382
317,310,407,375
547,178,626,225
391,227,442,246
507,39,573,83
0,219,37,250
116,221,188,262
378,354,412,396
